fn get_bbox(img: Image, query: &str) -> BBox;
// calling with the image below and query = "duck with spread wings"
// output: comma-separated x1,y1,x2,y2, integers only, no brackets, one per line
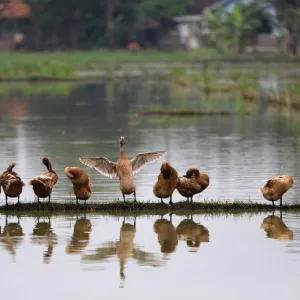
79,136,165,202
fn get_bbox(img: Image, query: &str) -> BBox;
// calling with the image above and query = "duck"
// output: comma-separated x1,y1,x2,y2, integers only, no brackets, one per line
0,162,25,205
64,167,92,205
153,160,178,205
81,217,160,288
79,136,165,202
29,158,58,203
65,218,92,254
1,215,24,256
261,214,293,241
259,175,293,207
176,216,209,252
117,217,136,281
153,214,178,255
176,168,209,202
31,216,57,264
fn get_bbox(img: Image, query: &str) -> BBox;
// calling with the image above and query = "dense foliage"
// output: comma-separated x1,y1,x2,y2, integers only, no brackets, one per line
204,1,276,53
21,0,191,50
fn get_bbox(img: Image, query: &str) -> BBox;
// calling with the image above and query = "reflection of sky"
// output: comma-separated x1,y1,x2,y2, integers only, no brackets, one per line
0,212,299,300
0,85,300,204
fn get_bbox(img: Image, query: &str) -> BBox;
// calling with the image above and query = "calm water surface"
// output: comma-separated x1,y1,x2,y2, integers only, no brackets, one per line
1,81,300,299
0,81,299,203
0,212,300,300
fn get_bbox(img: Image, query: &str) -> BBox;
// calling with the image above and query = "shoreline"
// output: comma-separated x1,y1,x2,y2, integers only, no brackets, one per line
1,200,300,213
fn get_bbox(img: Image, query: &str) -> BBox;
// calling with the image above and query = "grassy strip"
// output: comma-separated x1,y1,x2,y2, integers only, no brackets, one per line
138,111,250,116
1,200,300,213
0,49,299,80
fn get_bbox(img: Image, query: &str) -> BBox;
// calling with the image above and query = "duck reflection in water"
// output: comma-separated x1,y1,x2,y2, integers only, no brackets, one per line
0,215,24,258
154,213,178,256
82,217,160,287
176,215,209,252
65,217,92,254
261,212,293,241
31,215,57,264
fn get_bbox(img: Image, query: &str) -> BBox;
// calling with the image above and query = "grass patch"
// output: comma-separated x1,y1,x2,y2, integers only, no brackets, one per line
1,200,300,214
0,49,299,80
0,82,73,96
138,110,250,116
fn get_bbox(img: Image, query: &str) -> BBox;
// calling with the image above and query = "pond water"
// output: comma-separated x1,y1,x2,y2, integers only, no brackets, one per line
0,80,299,204
1,81,300,299
0,211,299,300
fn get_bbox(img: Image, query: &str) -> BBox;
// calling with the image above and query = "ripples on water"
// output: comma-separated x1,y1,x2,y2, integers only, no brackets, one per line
0,81,300,204
0,212,299,299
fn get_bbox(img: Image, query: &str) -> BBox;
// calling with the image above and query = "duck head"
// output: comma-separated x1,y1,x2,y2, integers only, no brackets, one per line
119,136,126,147
42,157,54,172
185,168,200,178
161,160,172,179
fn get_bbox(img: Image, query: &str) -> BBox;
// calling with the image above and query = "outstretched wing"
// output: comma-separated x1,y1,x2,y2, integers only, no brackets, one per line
79,157,117,178
130,151,166,175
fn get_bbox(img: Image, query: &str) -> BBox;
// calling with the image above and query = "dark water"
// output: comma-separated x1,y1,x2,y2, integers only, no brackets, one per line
0,211,299,300
0,80,299,203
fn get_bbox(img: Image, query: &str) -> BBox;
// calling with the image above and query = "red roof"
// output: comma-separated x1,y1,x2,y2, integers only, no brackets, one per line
0,0,31,19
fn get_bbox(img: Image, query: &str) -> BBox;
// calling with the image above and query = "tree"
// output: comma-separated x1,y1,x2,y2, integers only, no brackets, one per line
265,0,300,55
204,1,276,53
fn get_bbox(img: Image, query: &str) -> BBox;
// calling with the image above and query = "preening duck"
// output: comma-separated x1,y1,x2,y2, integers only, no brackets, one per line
29,158,58,203
0,162,25,205
79,136,165,202
153,160,178,205
176,168,209,202
259,175,293,207
64,167,92,205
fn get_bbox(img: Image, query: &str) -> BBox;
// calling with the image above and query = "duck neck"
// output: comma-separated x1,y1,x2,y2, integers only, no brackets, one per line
7,163,15,172
119,143,125,154
45,160,54,172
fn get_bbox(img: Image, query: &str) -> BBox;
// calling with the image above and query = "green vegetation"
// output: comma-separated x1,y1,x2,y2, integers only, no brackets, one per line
1,200,300,213
0,49,300,80
0,82,73,96
204,2,276,53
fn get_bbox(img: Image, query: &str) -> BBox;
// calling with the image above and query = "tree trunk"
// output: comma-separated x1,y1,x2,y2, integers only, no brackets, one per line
33,19,41,50
69,24,78,50
107,0,118,49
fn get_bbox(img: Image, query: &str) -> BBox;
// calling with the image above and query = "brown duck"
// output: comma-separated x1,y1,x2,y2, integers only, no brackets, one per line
31,216,57,264
261,214,293,241
176,168,209,202
176,216,209,252
64,167,92,205
65,218,92,254
0,162,25,205
153,160,178,205
79,136,165,201
29,158,58,203
259,175,293,207
153,214,178,255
